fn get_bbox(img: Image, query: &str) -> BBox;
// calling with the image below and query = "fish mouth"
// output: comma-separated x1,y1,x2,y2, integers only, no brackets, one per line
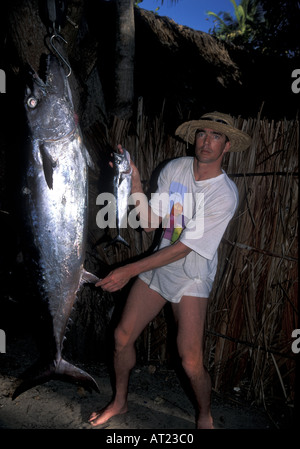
26,54,69,99
36,54,50,85
25,54,75,140
25,55,52,93
113,150,131,172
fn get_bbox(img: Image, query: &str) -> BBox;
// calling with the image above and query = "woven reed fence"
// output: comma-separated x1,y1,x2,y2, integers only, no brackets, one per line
85,100,298,410
207,112,298,409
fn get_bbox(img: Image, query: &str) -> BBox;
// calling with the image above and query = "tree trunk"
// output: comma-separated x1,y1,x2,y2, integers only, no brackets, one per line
112,0,135,119
6,0,48,72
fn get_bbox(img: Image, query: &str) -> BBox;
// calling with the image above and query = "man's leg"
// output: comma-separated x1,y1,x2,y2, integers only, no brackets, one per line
171,296,213,429
89,278,166,426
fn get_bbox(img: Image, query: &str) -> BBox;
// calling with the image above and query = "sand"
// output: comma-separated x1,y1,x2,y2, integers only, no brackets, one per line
0,335,277,431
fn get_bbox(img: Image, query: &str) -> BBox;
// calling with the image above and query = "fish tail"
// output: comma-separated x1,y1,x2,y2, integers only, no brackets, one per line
55,358,100,393
12,358,100,399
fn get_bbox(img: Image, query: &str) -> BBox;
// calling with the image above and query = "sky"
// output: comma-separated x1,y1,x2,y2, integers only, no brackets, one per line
139,0,235,33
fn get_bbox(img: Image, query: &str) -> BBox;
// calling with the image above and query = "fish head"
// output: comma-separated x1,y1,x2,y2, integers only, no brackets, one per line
113,150,132,175
24,54,75,141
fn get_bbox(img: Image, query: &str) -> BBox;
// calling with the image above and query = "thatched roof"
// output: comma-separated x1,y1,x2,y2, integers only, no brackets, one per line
133,7,298,122
134,7,243,122
136,8,241,82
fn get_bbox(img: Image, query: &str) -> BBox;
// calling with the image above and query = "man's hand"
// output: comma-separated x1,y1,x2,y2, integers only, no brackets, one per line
95,242,192,293
96,265,133,292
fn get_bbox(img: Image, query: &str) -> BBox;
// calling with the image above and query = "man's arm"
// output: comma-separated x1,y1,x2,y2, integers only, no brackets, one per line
96,241,192,292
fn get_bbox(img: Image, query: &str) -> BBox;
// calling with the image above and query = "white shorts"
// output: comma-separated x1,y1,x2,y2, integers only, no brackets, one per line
138,265,212,303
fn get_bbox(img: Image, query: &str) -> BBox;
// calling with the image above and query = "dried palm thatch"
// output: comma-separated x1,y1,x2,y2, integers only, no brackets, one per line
84,102,298,411
135,7,241,87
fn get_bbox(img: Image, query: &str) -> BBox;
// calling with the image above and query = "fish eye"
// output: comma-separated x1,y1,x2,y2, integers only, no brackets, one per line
27,96,38,108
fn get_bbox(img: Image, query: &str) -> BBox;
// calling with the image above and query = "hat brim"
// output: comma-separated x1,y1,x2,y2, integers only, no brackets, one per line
175,120,251,152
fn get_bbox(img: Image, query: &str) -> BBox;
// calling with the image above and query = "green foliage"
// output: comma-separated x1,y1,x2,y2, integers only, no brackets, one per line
207,0,265,45
206,0,299,57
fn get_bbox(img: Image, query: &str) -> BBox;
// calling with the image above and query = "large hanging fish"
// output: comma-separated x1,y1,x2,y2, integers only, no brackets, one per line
13,55,100,399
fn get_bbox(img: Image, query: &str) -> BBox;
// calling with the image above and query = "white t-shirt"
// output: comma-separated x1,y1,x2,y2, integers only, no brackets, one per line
139,157,239,302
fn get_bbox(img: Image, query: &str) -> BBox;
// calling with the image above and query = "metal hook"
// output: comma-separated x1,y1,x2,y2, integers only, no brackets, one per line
50,33,72,77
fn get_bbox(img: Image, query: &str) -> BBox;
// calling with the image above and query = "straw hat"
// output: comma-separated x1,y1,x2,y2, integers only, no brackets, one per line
175,111,252,152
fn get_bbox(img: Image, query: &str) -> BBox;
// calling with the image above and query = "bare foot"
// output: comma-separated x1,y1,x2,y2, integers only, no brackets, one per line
196,415,214,429
88,401,128,427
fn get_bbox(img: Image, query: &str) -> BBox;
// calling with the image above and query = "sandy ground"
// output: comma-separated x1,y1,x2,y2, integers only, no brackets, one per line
0,335,282,432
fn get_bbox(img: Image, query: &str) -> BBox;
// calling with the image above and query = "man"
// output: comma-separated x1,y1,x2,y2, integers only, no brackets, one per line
89,111,251,429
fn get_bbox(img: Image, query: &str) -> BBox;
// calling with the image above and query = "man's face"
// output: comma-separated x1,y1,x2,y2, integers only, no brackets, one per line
194,128,231,164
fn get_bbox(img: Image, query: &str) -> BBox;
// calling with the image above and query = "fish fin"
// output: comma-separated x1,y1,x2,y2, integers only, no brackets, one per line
55,358,100,393
12,358,100,400
104,234,130,250
81,269,101,285
39,143,57,190
84,146,95,170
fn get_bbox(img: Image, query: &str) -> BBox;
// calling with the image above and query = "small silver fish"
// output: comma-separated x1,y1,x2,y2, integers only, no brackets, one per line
109,149,132,247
